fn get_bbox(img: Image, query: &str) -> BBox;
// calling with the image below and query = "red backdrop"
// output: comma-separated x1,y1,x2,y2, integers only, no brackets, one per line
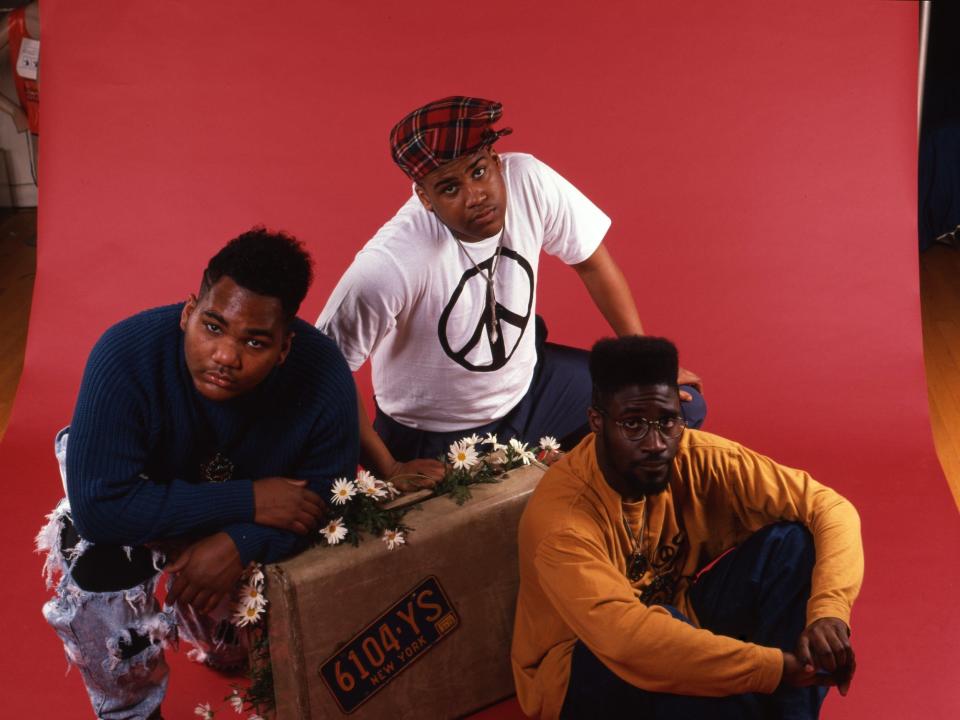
2,1,955,717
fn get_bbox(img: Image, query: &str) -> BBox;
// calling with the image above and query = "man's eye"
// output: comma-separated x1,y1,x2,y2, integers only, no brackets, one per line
204,323,221,334
247,339,264,349
473,166,486,179
621,419,643,431
442,185,458,195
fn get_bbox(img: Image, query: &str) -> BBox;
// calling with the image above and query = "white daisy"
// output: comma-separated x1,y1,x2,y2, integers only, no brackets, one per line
509,438,536,465
384,480,400,497
448,440,479,470
381,528,406,550
361,480,389,501
321,517,348,545
330,478,357,505
228,690,244,712
194,702,215,719
245,565,264,587
462,433,482,446
539,436,561,453
239,584,266,609
232,603,264,628
483,432,505,451
355,469,377,490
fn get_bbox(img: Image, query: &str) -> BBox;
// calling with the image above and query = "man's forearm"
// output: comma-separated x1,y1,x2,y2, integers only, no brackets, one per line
571,244,644,336
356,385,397,478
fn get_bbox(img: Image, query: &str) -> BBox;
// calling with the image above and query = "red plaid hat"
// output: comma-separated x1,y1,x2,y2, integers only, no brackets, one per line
389,96,513,182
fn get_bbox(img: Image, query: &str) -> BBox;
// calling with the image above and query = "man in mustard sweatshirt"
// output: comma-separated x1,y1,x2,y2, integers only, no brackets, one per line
512,336,863,719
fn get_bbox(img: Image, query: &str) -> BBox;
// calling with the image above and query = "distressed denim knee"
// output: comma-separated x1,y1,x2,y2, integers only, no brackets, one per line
37,500,176,720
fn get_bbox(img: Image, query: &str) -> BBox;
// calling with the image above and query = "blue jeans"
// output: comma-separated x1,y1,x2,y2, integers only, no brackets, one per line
38,432,249,720
560,523,828,720
375,316,708,462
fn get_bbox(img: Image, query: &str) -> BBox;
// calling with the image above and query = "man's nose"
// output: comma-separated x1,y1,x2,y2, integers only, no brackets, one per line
639,426,667,452
465,183,486,207
212,339,241,368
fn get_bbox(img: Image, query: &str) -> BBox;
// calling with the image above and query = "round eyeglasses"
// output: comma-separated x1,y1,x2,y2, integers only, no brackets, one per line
594,407,686,442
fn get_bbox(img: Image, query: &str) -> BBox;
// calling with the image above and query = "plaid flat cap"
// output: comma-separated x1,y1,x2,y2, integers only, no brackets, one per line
389,96,513,182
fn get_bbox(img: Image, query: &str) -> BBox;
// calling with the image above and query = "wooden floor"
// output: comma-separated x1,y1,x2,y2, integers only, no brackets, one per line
1,225,959,507
0,208,35,442
920,244,960,509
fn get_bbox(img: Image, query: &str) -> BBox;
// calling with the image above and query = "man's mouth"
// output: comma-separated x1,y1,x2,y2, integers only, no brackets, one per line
633,458,670,471
473,206,497,224
202,371,236,389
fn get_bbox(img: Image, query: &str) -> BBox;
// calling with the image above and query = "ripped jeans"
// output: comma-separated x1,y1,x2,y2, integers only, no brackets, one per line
37,431,249,720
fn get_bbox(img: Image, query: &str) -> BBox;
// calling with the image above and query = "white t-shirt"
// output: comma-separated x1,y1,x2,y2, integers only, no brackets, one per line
317,153,610,432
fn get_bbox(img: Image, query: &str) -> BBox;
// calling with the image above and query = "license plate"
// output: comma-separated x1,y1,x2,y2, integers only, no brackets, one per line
318,575,459,714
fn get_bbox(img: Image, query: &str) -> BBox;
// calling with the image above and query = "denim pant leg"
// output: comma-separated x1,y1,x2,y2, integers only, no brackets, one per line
689,522,828,720
561,605,763,720
39,504,176,720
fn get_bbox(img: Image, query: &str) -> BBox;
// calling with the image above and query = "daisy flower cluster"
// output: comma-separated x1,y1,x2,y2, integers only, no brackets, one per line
322,470,410,552
438,434,562,504
230,564,267,629
194,694,264,719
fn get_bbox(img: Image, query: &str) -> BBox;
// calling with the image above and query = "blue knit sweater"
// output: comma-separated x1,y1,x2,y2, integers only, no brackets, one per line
66,304,358,566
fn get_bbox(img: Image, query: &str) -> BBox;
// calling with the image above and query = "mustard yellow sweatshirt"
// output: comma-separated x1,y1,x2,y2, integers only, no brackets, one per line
511,430,863,719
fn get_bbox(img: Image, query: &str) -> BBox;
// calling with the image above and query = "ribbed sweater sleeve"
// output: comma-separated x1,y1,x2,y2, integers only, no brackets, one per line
223,334,359,565
66,314,255,545
66,308,359,566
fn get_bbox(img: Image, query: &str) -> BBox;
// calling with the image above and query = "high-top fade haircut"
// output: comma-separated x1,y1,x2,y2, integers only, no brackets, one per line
200,227,314,323
590,336,679,408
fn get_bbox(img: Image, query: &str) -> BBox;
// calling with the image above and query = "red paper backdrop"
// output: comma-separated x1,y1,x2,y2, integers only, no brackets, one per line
2,1,955,717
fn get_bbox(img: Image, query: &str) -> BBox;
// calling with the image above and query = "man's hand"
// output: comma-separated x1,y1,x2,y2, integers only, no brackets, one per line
388,459,445,492
165,532,244,614
253,477,324,534
796,617,856,696
678,367,703,401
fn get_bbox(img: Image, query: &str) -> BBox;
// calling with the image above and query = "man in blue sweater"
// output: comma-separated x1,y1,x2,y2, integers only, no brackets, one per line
38,229,358,720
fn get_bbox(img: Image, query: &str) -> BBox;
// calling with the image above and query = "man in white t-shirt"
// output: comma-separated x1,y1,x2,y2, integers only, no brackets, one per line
318,96,705,487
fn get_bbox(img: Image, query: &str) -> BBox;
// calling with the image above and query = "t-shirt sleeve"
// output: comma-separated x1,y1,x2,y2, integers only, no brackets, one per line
535,529,783,696
316,248,409,372
522,156,611,265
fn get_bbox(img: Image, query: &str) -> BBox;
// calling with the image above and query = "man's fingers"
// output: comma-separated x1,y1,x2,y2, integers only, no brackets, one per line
201,591,223,616
165,552,189,574
679,390,693,402
285,479,307,487
795,635,814,670
839,650,857,696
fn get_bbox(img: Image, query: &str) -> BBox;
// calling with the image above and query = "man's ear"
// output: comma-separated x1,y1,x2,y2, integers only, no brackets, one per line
587,406,603,435
415,184,434,213
489,148,502,169
180,294,198,331
276,331,294,366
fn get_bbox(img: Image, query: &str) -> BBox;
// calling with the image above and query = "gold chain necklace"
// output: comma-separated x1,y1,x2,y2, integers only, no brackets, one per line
622,502,650,582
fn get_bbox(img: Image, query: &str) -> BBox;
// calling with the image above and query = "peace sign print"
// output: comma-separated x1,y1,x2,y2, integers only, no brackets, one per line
437,247,534,372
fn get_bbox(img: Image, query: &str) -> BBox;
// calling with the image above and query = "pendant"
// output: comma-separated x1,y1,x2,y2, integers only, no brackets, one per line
627,552,649,582
487,282,499,344
200,452,234,483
